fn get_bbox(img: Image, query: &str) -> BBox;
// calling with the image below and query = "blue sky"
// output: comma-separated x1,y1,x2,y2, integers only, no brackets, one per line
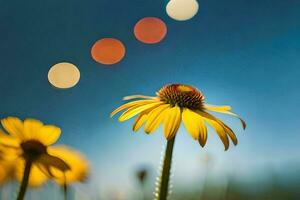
0,0,300,198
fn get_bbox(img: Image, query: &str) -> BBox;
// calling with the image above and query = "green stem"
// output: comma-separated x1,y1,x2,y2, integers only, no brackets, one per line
16,160,32,200
157,137,176,200
63,174,68,200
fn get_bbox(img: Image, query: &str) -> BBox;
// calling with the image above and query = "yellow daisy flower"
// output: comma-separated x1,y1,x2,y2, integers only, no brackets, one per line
111,83,246,150
0,117,70,183
0,117,89,199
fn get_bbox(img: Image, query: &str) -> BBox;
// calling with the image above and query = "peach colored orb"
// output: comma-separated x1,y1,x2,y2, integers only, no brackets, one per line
48,62,80,89
134,17,167,44
91,38,126,65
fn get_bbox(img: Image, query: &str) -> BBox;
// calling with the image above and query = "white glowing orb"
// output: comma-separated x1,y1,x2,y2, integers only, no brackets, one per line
166,0,199,21
48,62,80,89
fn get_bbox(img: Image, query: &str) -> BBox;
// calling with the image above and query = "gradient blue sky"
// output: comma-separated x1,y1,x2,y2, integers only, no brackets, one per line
1,0,300,199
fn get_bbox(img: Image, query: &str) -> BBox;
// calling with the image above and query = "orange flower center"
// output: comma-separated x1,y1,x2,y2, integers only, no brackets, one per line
157,84,205,109
21,140,47,161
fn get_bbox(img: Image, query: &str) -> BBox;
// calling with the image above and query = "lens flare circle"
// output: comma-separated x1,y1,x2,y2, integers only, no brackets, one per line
166,0,199,21
134,17,167,44
91,38,126,65
48,62,80,89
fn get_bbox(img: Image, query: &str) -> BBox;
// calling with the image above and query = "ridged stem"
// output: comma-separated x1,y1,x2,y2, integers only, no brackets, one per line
157,137,176,200
16,160,32,200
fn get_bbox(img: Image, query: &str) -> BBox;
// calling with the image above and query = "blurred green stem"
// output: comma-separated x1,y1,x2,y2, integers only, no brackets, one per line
157,137,176,200
16,160,32,200
63,174,68,200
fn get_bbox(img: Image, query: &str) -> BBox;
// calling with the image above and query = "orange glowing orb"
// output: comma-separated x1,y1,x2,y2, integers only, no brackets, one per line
91,38,126,65
134,17,167,44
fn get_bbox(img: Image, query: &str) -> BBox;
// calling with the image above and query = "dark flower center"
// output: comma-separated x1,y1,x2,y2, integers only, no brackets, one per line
21,140,47,161
157,84,205,109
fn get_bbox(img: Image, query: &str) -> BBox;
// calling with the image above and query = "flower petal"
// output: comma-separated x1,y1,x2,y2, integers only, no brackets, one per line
202,111,239,145
182,108,201,139
123,95,157,100
204,105,246,129
0,162,13,185
132,104,166,132
0,130,19,147
23,119,44,140
198,111,229,151
110,99,159,117
47,146,89,185
14,160,48,187
38,154,70,172
28,164,49,187
144,104,169,134
204,104,232,111
182,109,208,147
132,110,149,132
118,102,164,122
1,117,24,139
198,125,208,147
163,106,181,140
36,125,61,145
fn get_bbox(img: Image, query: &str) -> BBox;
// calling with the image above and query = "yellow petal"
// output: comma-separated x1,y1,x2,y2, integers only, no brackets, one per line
198,121,208,148
204,105,246,129
0,130,19,147
23,119,44,140
133,110,149,132
123,95,157,100
222,123,237,145
1,117,24,139
28,164,49,187
201,111,238,146
36,125,61,145
15,160,48,187
182,108,201,139
38,154,71,173
47,146,89,185
204,104,232,111
144,104,169,134
0,164,8,185
118,102,164,122
163,106,181,140
0,145,21,161
110,99,159,117
182,109,207,147
198,111,229,150
0,161,15,185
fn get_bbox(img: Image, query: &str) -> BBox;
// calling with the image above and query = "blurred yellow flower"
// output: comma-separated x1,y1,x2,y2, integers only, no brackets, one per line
111,84,246,150
47,145,89,185
0,117,90,186
0,117,70,186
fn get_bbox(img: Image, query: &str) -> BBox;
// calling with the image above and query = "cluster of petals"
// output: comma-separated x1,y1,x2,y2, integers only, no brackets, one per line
111,84,246,150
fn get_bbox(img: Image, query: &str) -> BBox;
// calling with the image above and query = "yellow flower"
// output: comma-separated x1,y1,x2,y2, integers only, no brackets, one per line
111,84,246,150
0,117,73,186
47,145,89,185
